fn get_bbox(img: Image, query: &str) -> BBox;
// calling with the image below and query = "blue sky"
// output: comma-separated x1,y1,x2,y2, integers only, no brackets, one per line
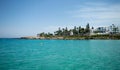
0,0,120,38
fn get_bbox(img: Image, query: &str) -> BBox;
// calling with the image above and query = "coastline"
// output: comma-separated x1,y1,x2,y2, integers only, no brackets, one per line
20,35,120,40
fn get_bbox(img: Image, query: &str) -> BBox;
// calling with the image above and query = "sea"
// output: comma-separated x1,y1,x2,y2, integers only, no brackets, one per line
0,38,120,70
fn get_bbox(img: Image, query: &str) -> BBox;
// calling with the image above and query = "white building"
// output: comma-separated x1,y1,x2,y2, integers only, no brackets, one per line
70,30,73,36
108,24,119,34
90,24,120,35
118,26,120,33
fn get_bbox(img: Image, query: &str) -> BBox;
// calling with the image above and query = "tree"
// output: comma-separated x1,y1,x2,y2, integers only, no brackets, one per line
73,26,78,36
85,23,90,34
81,28,85,35
113,27,118,34
62,28,65,36
58,27,62,36
47,32,53,37
65,27,69,36
76,27,79,35
92,26,94,29
40,32,45,37
78,26,81,35
54,27,62,36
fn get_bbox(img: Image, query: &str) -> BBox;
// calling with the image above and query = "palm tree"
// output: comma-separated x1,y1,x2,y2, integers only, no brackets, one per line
73,26,77,36
78,26,81,35
85,23,90,35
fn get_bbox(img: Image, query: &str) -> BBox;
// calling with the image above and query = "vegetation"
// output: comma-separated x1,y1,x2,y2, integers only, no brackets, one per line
33,23,120,40
38,23,90,37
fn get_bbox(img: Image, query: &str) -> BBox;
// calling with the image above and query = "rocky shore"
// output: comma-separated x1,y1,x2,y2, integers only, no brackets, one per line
20,35,120,40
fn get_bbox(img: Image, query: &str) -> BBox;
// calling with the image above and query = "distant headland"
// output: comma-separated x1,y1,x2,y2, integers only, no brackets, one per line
21,23,120,40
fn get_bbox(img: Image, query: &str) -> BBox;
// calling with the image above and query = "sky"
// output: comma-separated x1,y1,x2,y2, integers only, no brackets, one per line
0,0,120,38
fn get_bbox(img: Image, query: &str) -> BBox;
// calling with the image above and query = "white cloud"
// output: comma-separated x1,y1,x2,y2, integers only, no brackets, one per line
68,3,120,27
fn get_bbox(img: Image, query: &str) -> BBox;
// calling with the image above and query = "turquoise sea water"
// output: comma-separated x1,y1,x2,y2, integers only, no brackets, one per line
0,39,120,70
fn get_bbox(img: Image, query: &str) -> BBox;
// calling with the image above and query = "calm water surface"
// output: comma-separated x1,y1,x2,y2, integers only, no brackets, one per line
0,39,120,70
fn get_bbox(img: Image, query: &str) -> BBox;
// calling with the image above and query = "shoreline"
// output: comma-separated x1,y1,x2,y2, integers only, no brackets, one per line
0,38,120,40
19,38,120,40
20,35,120,40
